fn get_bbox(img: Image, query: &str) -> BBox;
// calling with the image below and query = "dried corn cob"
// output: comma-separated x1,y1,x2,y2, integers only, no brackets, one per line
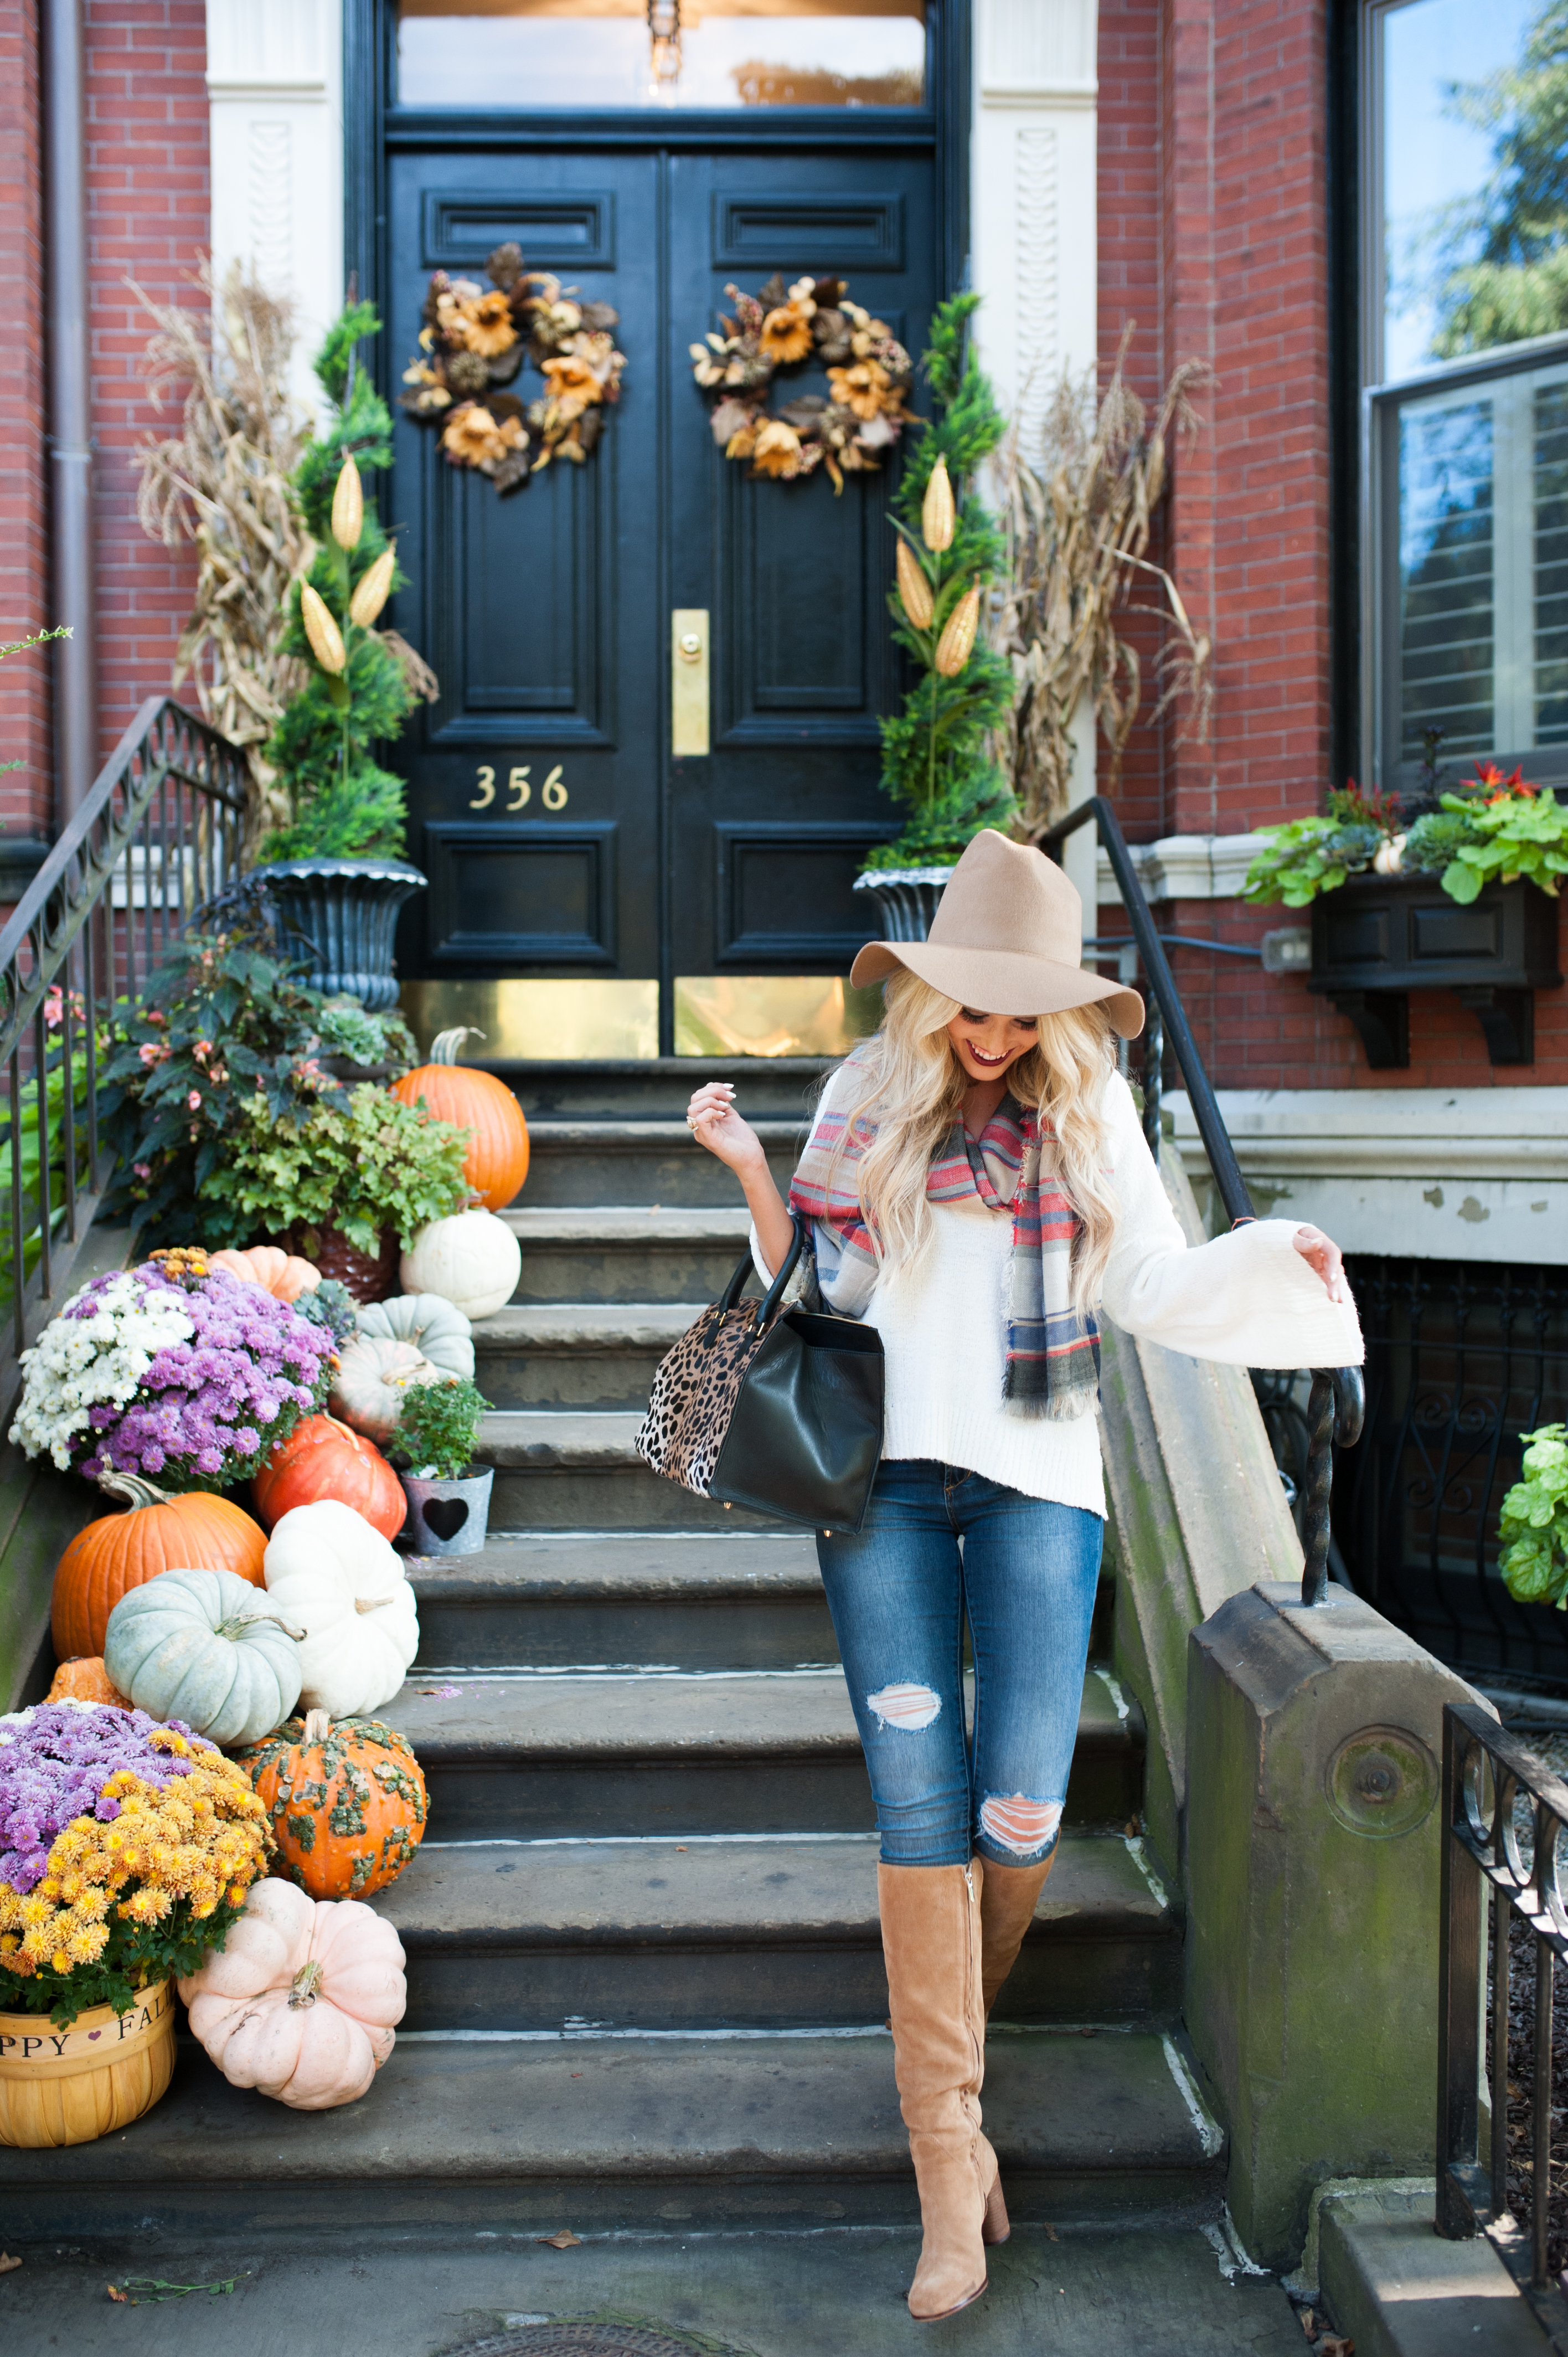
921,455,955,552
933,584,980,678
330,455,364,552
300,581,347,675
348,548,396,629
896,538,934,630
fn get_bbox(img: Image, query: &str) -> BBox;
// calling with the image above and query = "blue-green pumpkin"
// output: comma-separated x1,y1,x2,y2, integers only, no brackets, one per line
104,1565,303,1746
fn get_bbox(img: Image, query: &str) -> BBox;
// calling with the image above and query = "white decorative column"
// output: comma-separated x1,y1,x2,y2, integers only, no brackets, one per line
971,0,1100,935
205,0,344,420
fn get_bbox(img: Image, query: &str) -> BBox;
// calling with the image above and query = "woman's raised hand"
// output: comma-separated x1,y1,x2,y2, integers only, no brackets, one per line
687,1082,765,1175
1292,1223,1347,1305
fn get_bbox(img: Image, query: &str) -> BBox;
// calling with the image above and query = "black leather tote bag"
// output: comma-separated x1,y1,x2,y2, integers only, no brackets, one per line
636,1213,885,1535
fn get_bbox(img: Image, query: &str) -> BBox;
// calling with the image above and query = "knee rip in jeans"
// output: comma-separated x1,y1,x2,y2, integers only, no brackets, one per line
865,1682,942,1732
978,1793,1062,1856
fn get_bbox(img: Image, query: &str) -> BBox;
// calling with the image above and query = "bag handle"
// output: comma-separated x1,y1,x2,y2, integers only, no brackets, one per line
710,1211,806,1337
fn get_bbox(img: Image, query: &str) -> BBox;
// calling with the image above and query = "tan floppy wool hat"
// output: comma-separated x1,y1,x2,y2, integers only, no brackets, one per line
850,828,1146,1039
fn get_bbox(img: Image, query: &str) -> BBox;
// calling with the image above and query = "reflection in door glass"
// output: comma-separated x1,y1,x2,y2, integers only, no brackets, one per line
397,0,927,111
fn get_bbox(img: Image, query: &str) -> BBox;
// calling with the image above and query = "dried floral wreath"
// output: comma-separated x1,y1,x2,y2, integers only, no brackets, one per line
690,274,912,492
401,242,627,495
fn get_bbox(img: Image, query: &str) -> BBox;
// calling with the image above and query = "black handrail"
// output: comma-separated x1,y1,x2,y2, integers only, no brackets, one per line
0,697,248,1393
1438,1703,1565,2313
1044,795,1365,1605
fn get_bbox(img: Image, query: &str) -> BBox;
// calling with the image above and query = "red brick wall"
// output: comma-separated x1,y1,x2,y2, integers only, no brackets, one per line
1097,0,1568,1090
0,0,52,843
86,0,207,761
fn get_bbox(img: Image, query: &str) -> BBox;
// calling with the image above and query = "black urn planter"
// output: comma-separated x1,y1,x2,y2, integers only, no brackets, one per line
241,858,427,1013
1308,872,1562,1067
852,866,953,943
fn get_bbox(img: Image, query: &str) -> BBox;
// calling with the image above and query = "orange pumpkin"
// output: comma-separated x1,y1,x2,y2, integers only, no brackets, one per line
391,1028,530,1212
208,1244,321,1302
50,1475,269,1659
251,1415,405,1540
236,1710,429,1899
46,1656,131,1710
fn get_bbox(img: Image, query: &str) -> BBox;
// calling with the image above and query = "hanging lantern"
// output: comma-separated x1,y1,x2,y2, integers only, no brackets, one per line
647,0,682,100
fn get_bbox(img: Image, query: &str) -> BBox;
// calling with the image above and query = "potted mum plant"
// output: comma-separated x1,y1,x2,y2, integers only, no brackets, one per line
241,302,437,1010
854,292,1015,941
197,1083,473,1301
8,1254,335,1486
0,1699,270,2146
394,1376,493,1556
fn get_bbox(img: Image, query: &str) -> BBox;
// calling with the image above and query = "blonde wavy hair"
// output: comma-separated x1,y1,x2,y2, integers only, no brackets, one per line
828,971,1121,1308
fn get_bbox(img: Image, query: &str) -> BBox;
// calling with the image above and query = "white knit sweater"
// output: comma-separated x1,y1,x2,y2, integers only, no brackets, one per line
753,1066,1364,1517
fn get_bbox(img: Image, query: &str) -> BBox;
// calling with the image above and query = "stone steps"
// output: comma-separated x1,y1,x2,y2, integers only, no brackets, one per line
380,1829,1182,2033
523,1118,802,1208
505,1054,831,1122
504,1205,753,1305
477,1406,776,1527
381,1668,1143,1842
474,1302,706,1408
0,2028,1223,2240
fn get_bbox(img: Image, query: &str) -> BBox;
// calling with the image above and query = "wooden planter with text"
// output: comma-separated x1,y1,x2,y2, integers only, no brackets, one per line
1308,874,1562,1067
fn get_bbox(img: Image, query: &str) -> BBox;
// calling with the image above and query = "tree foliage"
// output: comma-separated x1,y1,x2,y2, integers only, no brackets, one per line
1426,2,1568,355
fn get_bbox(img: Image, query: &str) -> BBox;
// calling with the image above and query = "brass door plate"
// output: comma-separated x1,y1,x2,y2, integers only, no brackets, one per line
671,608,710,757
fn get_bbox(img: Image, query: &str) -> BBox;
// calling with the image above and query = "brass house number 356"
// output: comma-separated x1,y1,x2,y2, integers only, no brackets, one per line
470,764,569,811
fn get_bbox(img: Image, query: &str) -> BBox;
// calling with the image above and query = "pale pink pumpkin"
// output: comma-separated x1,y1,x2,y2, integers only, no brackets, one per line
178,1877,405,2109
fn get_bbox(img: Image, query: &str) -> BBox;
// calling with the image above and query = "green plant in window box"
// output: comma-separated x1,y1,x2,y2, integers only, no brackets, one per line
1499,1424,1568,1609
1243,766,1568,908
394,1376,491,1480
197,1083,473,1257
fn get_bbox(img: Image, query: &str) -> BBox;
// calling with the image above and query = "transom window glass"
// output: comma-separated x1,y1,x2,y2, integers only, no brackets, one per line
396,0,927,112
1363,1,1568,786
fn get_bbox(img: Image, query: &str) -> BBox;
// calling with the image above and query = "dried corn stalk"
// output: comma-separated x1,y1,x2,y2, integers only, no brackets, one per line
993,332,1214,841
134,263,312,851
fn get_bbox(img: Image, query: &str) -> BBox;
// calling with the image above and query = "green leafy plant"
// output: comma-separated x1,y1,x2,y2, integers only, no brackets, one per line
1404,766,1568,903
199,1083,472,1255
1241,784,1400,907
313,995,417,1072
395,1375,491,1479
1499,1424,1568,1608
298,1277,358,1346
99,930,344,1247
864,293,1016,870
259,303,436,863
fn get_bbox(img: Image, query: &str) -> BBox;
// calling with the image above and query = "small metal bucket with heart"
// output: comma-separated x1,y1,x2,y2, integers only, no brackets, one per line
400,1465,493,1556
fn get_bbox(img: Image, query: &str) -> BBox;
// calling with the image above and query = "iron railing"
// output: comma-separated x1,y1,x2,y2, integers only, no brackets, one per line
1439,1703,1568,2329
1337,1258,1568,1690
0,698,248,1399
1045,796,1365,1604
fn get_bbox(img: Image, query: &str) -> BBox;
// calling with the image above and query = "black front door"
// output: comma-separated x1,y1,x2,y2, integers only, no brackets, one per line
384,116,946,1051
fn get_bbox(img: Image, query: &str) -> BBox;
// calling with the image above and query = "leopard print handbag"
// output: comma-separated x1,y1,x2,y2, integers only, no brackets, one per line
635,1219,807,1497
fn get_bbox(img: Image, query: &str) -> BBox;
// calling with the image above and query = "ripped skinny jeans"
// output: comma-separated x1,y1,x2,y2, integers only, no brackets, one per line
816,1460,1103,1870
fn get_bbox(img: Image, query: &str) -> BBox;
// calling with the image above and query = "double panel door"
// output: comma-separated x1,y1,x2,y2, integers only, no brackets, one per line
388,139,937,1045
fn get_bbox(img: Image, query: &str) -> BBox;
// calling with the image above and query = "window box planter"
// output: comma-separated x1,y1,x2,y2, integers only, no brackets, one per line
1307,873,1562,1067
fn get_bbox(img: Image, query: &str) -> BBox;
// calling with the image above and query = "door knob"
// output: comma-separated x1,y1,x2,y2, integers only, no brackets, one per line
671,609,710,756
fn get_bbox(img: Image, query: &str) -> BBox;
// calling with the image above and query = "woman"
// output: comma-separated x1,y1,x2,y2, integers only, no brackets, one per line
685,829,1361,2323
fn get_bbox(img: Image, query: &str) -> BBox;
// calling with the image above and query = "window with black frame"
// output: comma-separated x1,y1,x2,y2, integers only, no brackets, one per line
1361,0,1568,800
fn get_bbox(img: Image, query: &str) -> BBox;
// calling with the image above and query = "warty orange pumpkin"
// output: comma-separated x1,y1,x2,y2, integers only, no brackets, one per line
237,1711,429,1898
391,1028,530,1212
50,1474,269,1659
250,1414,405,1539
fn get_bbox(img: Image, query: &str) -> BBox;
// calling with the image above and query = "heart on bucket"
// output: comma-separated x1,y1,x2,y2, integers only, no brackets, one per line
88,2029,102,2040
422,1497,470,1542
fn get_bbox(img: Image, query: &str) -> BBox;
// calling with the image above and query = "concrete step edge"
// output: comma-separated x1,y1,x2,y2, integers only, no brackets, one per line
503,1208,753,1243
479,1408,646,1467
473,1304,705,1354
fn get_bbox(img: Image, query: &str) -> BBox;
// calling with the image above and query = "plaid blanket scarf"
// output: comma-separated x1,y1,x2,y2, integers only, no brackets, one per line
788,1058,1101,1421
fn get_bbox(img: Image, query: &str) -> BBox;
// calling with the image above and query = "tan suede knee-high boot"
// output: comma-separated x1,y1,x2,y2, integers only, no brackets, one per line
878,1858,1009,2323
979,1851,1058,2019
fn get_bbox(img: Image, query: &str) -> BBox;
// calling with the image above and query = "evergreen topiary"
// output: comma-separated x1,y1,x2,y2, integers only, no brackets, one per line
260,304,430,863
864,294,1017,871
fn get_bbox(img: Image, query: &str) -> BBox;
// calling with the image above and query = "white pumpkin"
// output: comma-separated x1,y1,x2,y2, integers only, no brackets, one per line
178,1876,405,2109
356,1291,474,1380
400,1208,520,1321
262,1501,419,1716
104,1565,303,1746
329,1334,442,1446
